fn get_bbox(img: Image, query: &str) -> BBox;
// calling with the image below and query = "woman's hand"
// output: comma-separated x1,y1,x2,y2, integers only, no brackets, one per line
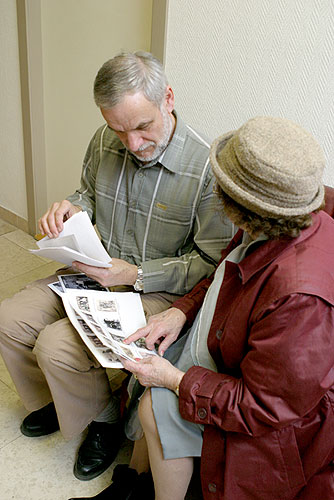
121,355,185,392
124,307,187,356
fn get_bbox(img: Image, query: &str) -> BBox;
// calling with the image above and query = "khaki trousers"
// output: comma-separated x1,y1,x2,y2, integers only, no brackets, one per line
0,274,179,440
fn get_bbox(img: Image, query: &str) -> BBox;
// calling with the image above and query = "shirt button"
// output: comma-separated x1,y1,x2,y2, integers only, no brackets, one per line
216,329,222,340
127,229,134,236
208,483,217,493
198,408,207,419
138,171,144,178
129,200,136,208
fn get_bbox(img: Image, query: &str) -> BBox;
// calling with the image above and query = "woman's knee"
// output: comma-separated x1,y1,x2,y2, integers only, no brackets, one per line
138,389,156,435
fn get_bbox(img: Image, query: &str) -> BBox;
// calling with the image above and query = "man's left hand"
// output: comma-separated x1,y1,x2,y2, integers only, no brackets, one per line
72,258,138,288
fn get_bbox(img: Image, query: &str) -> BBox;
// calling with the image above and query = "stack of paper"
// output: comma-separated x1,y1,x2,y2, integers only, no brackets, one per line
30,211,112,267
49,273,156,368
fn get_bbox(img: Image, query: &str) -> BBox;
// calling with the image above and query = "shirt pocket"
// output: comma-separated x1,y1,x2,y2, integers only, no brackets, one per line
145,199,194,257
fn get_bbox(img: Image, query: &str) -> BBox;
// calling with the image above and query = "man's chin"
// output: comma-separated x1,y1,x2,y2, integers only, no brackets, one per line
132,149,158,162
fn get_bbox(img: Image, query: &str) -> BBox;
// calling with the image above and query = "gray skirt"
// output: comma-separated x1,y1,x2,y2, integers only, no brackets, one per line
151,328,203,460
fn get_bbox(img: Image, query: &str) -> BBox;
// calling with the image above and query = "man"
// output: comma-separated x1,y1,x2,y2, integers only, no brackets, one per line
0,51,233,482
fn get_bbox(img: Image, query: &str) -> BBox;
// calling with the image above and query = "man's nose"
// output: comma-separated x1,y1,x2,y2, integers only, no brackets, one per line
126,132,143,152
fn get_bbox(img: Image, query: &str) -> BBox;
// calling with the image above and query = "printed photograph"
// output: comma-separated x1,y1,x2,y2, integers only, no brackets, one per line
96,299,117,312
59,273,109,292
103,318,122,331
87,335,105,347
76,296,90,312
77,318,93,334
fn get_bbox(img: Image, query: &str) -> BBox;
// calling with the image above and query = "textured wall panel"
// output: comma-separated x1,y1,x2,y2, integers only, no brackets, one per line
165,0,334,185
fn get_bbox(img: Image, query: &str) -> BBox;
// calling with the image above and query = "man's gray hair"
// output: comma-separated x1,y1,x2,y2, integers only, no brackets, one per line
94,51,168,109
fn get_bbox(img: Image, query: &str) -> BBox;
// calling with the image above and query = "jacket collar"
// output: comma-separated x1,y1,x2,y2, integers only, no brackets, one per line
236,213,322,284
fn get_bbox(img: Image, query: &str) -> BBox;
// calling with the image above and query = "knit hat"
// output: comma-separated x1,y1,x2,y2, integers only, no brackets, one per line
210,116,325,217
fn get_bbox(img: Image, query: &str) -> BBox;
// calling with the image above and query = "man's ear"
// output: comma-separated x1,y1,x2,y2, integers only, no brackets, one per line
165,86,175,113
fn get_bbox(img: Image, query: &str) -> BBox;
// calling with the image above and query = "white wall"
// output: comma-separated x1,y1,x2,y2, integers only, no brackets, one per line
0,0,27,219
41,0,153,205
164,0,334,186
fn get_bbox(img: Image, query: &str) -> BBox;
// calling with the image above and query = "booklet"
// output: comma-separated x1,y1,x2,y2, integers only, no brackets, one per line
30,211,112,268
48,273,157,368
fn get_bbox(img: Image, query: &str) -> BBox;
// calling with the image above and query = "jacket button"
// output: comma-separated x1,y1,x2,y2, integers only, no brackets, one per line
216,329,222,340
208,483,217,493
198,408,207,419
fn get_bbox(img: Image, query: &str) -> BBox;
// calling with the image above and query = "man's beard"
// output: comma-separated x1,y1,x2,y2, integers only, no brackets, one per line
130,108,173,163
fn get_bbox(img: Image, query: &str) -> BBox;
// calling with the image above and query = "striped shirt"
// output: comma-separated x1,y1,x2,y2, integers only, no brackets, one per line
67,112,235,295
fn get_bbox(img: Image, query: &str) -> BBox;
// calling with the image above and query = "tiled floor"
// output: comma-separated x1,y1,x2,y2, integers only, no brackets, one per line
0,219,132,500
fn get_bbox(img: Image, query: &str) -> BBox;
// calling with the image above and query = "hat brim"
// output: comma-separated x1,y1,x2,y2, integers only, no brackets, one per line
210,132,324,217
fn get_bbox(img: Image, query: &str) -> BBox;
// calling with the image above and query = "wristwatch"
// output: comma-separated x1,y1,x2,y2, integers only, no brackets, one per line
134,265,144,292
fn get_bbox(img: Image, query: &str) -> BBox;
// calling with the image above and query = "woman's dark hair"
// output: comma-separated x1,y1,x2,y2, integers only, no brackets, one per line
215,183,324,239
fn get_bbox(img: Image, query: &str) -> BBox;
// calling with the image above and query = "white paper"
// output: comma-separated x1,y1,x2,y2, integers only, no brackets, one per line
62,290,156,368
30,211,112,267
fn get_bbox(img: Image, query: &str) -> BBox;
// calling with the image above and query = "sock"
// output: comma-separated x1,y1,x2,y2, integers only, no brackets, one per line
94,395,120,424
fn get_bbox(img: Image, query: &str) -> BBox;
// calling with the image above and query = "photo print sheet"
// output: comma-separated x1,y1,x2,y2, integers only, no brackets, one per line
58,273,109,292
62,290,157,368
30,211,112,267
48,273,109,297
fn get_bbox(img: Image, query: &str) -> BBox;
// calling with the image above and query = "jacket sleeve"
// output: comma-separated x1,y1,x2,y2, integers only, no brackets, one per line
66,126,106,223
179,293,334,436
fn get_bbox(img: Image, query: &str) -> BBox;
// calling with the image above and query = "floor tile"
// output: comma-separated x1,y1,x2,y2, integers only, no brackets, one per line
0,261,62,301
4,229,55,263
0,355,16,392
0,429,132,500
4,228,37,250
0,220,16,236
0,380,26,448
0,238,48,282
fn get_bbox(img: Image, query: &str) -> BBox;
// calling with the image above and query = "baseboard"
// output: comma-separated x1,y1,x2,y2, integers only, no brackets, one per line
0,206,29,233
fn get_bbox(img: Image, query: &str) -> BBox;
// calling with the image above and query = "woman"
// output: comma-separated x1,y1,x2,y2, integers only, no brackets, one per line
72,116,334,500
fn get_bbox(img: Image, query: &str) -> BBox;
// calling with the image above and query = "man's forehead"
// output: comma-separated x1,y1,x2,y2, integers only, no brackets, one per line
101,95,160,132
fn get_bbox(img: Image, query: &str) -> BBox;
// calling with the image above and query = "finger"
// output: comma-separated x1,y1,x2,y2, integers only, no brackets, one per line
157,334,177,357
45,202,66,237
145,330,165,351
53,200,74,233
72,261,93,274
38,211,52,237
120,357,142,372
124,325,152,345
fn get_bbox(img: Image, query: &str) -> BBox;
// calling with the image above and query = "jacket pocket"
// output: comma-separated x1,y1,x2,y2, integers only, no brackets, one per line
225,426,306,499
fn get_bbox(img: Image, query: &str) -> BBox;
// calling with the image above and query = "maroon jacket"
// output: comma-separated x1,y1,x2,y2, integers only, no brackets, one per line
173,207,334,499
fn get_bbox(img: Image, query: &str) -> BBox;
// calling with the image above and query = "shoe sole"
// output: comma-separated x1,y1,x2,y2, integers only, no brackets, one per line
20,424,60,437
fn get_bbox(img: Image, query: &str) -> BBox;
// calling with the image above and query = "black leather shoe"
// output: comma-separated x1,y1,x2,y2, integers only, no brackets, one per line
68,464,154,500
20,402,59,437
74,421,124,481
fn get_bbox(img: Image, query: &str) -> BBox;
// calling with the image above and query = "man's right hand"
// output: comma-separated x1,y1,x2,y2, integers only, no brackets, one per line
38,200,82,238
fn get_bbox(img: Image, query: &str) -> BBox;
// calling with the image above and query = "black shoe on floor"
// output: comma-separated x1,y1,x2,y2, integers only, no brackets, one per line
20,402,60,437
74,421,124,481
69,464,139,499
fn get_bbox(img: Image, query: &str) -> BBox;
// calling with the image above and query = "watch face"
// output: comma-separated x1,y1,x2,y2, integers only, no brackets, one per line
134,266,144,291
134,279,144,292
